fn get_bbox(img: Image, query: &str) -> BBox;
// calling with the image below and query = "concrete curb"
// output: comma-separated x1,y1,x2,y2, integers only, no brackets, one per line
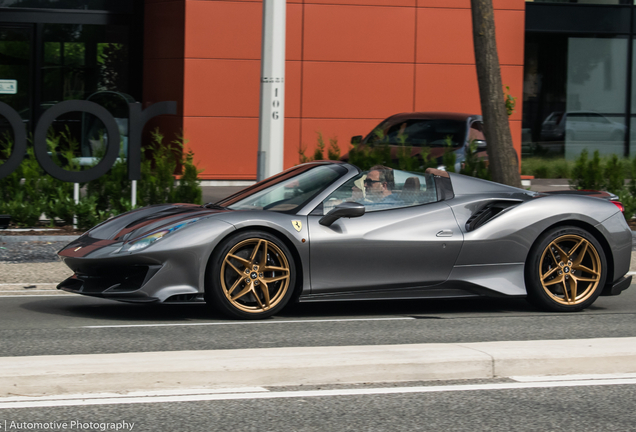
1,337,635,397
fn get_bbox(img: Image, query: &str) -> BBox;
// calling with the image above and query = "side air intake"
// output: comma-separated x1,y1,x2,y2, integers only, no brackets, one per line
465,201,520,232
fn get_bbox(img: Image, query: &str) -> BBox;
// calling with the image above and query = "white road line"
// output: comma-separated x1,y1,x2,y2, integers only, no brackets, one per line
1,379,635,409
81,317,416,328
0,283,58,286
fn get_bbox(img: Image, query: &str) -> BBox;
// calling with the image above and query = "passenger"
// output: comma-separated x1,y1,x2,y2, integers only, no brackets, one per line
350,174,367,202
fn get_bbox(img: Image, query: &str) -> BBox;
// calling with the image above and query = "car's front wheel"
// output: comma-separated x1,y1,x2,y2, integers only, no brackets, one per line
205,231,295,319
525,226,607,312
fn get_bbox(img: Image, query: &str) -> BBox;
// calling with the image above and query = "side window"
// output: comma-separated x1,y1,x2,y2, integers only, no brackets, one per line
468,121,486,142
321,169,438,214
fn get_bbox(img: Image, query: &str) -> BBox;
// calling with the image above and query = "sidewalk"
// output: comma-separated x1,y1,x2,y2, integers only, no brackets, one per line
1,338,635,397
526,178,573,192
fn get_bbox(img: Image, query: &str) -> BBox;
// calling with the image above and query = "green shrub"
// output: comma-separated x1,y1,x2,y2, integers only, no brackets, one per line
442,136,456,174
45,189,77,226
327,136,341,161
299,132,342,163
0,127,203,229
460,140,490,180
604,155,624,194
570,149,605,190
533,165,549,179
74,195,110,230
304,130,490,178
134,129,203,206
0,191,45,227
617,188,636,221
551,159,571,179
172,146,203,205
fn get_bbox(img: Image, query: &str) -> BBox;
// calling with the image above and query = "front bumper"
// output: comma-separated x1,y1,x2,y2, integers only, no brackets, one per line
57,264,162,302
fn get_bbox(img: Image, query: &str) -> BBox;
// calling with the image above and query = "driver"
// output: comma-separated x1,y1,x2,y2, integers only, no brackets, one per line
364,165,401,209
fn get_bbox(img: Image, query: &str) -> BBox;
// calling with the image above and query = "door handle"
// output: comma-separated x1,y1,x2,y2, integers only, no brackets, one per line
436,229,453,237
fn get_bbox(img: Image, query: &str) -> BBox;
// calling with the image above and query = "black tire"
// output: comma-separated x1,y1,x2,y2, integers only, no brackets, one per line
205,230,296,319
525,226,607,312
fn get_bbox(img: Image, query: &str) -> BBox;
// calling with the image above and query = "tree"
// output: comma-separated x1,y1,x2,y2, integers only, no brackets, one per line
471,0,521,188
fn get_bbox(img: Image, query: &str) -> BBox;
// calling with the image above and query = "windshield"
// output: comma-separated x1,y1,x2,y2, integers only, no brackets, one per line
365,119,466,147
215,164,347,213
322,168,438,214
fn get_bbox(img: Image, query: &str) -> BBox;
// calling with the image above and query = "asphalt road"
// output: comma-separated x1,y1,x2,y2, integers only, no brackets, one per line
1,378,634,432
1,285,634,358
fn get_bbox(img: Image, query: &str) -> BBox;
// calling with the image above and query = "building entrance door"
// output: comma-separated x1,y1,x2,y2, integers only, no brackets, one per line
0,24,32,141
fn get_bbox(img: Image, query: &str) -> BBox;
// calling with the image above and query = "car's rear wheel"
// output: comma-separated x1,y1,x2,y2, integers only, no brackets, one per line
205,231,295,319
525,226,606,312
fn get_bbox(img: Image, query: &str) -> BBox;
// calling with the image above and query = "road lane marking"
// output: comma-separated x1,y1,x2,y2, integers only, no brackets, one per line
80,317,417,328
1,378,635,409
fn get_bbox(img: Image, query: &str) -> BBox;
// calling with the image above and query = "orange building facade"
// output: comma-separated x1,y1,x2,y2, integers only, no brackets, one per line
144,0,526,181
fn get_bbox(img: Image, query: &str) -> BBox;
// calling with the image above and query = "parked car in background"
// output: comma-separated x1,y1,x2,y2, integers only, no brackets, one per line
540,111,626,142
344,112,487,171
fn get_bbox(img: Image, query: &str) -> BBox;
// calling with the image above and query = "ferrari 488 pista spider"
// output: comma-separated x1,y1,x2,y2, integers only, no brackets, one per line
58,161,632,319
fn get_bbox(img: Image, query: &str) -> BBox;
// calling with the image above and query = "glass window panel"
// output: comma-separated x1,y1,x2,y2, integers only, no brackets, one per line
0,0,134,13
522,33,569,156
631,38,636,157
526,0,631,4
0,26,30,144
227,165,345,213
564,37,628,159
322,169,438,214
41,23,132,160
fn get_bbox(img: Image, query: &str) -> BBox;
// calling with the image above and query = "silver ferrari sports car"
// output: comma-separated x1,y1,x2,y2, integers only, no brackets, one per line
58,161,633,319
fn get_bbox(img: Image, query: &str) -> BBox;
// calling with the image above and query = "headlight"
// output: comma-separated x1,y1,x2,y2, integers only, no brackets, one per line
120,219,198,253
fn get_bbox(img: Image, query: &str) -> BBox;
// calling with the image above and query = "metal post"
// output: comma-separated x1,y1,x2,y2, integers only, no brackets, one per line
131,179,137,208
257,0,286,182
73,182,79,229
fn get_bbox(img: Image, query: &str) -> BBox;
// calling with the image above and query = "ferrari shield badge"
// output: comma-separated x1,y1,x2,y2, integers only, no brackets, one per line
292,220,302,232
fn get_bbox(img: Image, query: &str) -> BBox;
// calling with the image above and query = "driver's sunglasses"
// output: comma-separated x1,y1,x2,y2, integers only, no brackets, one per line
364,178,382,185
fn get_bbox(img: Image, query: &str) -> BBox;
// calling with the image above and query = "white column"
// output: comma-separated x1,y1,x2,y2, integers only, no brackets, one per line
131,180,137,208
257,0,286,182
73,183,79,229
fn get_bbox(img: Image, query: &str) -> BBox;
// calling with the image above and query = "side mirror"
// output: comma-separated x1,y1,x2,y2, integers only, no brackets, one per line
474,139,487,150
319,202,365,227
351,135,362,145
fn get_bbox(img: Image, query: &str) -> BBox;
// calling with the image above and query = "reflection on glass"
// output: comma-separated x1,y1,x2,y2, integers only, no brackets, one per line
565,37,627,159
224,165,346,213
0,0,133,13
0,26,30,148
41,23,132,162
42,24,130,107
366,119,466,147
631,39,636,157
526,0,631,4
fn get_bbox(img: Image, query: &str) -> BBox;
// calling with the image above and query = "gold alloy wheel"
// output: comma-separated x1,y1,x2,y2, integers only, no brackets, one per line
539,234,602,305
220,238,291,313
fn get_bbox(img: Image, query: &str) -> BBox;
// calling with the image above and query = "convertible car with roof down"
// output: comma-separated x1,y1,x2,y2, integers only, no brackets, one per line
57,161,632,319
